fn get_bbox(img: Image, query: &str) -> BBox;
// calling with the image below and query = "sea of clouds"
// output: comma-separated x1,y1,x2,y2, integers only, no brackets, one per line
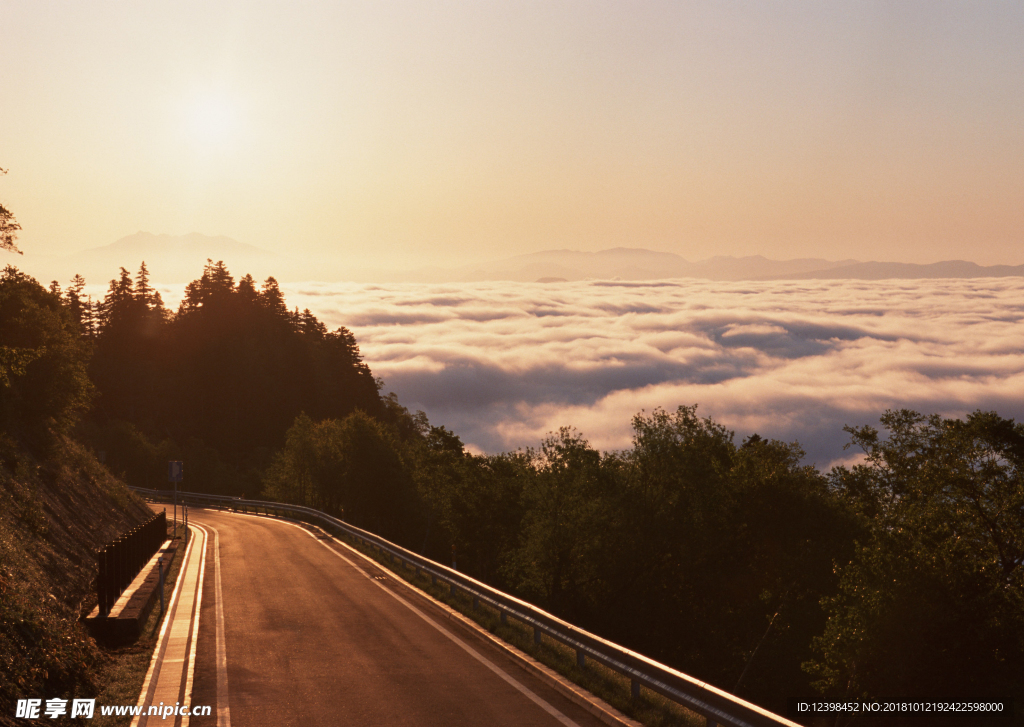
263,277,1024,469
110,274,1023,468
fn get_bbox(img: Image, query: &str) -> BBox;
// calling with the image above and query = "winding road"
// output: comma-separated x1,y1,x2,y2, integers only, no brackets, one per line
176,507,615,727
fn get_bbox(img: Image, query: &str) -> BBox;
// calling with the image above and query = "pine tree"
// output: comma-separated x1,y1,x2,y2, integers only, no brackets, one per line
0,168,21,254
97,267,136,334
258,276,289,319
64,274,88,333
134,262,166,318
237,274,258,304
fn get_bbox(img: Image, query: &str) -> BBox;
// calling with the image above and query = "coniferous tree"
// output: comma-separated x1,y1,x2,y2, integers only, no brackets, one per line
84,260,383,476
0,167,21,254
90,264,168,423
63,274,88,333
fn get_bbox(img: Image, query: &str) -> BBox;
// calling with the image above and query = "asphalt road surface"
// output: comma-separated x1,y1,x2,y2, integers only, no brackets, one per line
185,508,611,727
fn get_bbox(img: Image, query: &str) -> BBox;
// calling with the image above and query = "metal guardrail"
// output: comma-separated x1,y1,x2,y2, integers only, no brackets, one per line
97,511,167,616
131,486,800,727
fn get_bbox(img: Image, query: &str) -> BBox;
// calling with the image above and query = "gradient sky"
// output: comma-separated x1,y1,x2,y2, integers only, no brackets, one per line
3,1,1023,269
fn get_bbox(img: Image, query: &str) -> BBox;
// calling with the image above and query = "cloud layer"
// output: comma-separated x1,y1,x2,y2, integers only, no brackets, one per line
282,278,1024,467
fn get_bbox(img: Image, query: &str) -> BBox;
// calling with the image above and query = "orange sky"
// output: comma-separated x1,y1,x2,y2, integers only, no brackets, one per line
2,1,1023,269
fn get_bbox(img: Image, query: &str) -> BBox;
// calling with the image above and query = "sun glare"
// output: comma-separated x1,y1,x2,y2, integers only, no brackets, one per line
184,95,239,147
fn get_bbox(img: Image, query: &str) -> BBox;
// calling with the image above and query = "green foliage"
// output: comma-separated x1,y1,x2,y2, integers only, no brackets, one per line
556,407,856,714
807,410,1024,703
88,266,167,427
404,405,854,713
413,431,529,584
0,203,20,255
507,428,615,619
80,260,382,491
263,411,416,541
0,580,96,711
19,250,1015,716
0,167,21,255
723,435,860,707
0,267,94,446
83,420,242,495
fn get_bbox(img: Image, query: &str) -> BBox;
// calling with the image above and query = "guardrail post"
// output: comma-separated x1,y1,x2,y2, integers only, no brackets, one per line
472,595,479,610
109,543,117,609
631,680,640,701
576,649,585,668
114,538,123,595
534,627,542,645
431,574,437,585
450,583,457,597
97,547,107,616
107,545,116,612
500,610,507,625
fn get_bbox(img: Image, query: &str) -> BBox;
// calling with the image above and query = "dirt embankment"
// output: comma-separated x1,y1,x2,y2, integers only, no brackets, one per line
0,435,152,725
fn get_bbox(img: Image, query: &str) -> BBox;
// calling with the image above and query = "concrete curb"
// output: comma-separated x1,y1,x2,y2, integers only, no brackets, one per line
132,523,207,727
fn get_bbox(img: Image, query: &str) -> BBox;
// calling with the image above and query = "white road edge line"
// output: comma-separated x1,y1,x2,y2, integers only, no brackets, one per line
204,522,232,727
189,523,232,727
261,515,582,727
130,525,197,727
181,525,207,727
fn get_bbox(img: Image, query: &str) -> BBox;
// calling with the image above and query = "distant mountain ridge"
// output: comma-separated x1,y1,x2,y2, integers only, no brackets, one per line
773,259,1024,280
72,231,273,282
9,233,1023,284
97,231,270,257
11,232,280,285
451,248,1024,282
451,248,861,282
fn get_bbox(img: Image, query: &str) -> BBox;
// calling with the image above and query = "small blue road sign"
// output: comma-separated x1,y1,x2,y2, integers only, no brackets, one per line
168,461,183,483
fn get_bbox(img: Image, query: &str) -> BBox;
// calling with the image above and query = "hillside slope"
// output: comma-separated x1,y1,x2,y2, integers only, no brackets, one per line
0,436,152,725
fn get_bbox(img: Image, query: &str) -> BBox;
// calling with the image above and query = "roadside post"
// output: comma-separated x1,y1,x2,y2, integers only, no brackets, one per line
168,461,183,537
158,557,164,615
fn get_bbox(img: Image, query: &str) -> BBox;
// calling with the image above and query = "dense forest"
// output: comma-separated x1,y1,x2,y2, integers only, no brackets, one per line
2,261,1021,721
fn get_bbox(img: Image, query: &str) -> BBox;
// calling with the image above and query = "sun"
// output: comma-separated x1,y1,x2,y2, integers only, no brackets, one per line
184,95,239,147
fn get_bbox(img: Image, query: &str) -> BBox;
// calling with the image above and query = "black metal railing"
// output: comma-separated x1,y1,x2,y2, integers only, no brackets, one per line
96,511,168,616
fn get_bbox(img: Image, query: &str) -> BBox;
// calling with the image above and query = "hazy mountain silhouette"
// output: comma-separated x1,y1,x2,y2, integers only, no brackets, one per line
9,232,280,286
450,248,1024,282
97,231,268,257
774,259,1024,280
451,248,859,282
10,233,1023,285
73,232,274,283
